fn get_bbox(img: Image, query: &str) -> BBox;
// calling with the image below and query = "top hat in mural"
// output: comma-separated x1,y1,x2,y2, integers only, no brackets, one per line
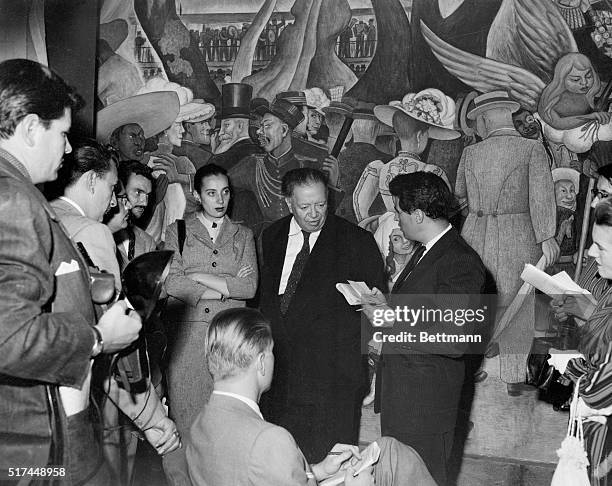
220,83,253,119
259,99,305,129
276,91,307,107
467,90,520,120
323,96,358,118
374,88,460,141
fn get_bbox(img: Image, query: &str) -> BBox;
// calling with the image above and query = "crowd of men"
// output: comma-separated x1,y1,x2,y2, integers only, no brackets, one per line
0,51,593,486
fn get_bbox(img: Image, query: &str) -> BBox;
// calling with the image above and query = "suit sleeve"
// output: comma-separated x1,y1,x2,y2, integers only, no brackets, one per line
248,426,312,486
164,222,207,307
0,185,93,386
73,223,122,291
225,228,258,299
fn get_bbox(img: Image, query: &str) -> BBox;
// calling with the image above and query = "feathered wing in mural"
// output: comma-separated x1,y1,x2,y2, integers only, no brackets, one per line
421,0,612,153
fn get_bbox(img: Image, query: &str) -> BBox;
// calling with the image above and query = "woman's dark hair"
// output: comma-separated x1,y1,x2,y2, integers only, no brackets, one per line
0,59,82,139
388,171,453,220
194,163,229,193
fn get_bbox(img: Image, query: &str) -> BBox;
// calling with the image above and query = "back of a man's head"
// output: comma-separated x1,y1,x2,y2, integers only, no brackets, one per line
205,308,273,382
389,171,453,221
0,59,81,140
61,141,116,189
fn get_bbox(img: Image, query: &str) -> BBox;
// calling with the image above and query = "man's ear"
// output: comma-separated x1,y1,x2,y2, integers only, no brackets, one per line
19,114,42,148
87,170,97,193
258,352,267,376
414,209,424,224
281,124,289,138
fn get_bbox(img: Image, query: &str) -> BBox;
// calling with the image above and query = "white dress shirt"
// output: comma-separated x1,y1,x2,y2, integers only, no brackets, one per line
278,217,322,294
197,214,225,243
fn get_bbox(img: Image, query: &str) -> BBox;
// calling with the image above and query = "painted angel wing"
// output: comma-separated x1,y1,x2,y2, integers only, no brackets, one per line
487,0,578,85
420,20,545,112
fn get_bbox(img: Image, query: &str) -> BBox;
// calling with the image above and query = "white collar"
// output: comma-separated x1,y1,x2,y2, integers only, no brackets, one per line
423,224,452,253
59,196,86,217
212,390,263,419
288,216,322,238
198,213,225,231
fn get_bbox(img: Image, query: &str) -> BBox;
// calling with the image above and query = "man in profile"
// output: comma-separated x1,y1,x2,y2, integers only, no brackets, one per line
0,59,142,483
186,308,437,486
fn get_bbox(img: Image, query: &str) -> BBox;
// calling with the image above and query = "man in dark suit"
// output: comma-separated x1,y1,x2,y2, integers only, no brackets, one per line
258,168,385,462
361,171,489,486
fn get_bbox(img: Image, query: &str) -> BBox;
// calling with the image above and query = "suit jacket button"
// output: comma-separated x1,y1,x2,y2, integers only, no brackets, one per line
492,211,497,218
205,308,210,313
213,249,218,255
212,262,217,267
477,210,484,217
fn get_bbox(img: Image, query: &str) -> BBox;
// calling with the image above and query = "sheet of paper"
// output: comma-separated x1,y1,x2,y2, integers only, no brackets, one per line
520,264,594,299
336,281,372,306
320,441,381,486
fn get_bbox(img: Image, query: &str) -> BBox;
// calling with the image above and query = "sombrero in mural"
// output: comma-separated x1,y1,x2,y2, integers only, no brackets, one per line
374,89,460,141
96,91,180,143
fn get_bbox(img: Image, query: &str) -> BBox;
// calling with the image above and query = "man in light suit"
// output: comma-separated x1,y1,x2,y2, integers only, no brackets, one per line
258,168,385,462
361,171,490,486
186,307,437,486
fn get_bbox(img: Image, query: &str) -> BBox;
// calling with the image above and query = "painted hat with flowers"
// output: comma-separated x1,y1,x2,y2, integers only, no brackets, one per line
374,89,460,140
304,87,331,115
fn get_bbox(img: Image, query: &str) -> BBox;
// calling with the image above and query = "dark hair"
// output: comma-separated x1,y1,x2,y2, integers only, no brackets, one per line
205,308,273,380
594,199,612,227
61,141,116,187
194,163,228,194
388,172,453,220
281,167,328,197
597,163,612,183
0,59,82,139
118,160,154,188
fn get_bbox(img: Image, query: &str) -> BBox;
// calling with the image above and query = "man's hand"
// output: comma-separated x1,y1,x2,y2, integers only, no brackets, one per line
96,301,141,353
345,466,374,486
550,293,597,322
151,154,181,184
322,155,340,187
144,416,181,455
541,237,561,268
312,444,361,480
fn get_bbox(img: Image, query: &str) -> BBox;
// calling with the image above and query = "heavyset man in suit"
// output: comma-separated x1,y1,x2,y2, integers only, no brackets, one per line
186,307,437,486
361,171,489,486
258,167,385,462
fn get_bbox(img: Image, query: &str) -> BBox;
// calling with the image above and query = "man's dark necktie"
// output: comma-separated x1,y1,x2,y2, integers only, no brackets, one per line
127,227,136,261
280,230,311,315
393,243,426,292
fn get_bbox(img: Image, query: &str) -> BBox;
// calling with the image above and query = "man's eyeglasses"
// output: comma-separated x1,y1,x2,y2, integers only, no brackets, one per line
116,194,129,206
592,188,611,200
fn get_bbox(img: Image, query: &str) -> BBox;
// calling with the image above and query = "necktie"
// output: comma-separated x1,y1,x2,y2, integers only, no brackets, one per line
280,230,311,315
393,244,426,292
127,227,136,261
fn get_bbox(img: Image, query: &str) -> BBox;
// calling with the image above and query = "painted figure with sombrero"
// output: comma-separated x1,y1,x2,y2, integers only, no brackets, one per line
455,90,559,392
228,98,345,233
208,83,264,172
353,89,458,222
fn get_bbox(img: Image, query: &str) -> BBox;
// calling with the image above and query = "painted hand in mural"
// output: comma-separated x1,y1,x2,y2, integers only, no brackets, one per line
322,155,340,187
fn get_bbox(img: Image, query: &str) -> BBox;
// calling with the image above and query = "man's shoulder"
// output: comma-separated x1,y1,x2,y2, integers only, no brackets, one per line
330,214,375,242
261,215,292,242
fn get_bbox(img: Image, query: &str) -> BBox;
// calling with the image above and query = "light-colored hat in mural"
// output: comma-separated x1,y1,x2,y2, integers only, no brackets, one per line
467,90,520,120
304,87,330,115
137,77,215,124
552,167,580,194
374,89,460,140
95,91,180,143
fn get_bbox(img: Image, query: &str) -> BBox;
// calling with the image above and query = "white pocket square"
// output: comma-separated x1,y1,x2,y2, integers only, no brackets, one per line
55,259,80,276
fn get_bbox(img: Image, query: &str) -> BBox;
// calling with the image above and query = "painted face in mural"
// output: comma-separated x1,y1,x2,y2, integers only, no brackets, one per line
165,121,185,147
564,67,594,94
185,120,212,145
390,228,415,256
215,118,244,154
554,180,577,211
258,113,288,153
512,111,541,139
306,109,324,136
116,124,146,163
